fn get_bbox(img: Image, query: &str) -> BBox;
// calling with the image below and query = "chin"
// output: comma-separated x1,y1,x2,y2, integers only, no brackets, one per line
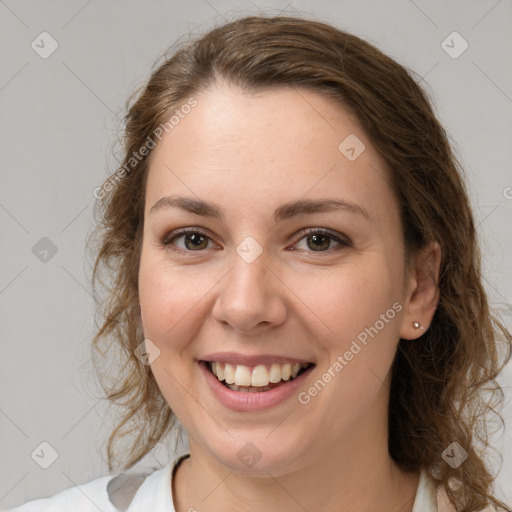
196,425,309,476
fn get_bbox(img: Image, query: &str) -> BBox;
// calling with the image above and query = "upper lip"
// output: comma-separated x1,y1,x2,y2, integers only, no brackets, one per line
199,352,314,366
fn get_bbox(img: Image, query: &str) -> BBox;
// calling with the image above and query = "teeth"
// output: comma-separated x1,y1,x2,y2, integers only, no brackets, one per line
224,363,235,384
209,361,310,388
251,365,269,386
226,384,272,393
269,363,282,383
281,363,291,381
234,365,252,386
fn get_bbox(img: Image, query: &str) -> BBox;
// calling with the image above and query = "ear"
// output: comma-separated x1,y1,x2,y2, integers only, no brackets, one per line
399,241,442,341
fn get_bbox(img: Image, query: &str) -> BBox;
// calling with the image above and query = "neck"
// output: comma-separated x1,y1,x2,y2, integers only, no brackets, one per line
172,424,420,512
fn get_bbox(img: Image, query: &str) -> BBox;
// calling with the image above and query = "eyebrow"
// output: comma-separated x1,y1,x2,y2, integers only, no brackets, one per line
149,195,371,223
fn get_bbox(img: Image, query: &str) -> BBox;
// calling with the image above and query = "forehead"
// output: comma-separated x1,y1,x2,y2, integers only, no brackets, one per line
145,82,396,224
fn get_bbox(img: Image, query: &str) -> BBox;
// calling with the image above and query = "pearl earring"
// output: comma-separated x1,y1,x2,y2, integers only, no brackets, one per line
412,321,424,330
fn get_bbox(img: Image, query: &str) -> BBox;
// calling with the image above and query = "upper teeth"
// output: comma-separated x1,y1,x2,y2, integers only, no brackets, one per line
210,362,309,387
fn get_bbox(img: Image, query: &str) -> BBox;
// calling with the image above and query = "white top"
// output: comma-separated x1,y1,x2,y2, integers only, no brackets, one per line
6,453,443,511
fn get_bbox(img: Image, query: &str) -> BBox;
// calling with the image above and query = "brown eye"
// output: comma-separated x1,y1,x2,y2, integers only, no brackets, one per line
163,229,214,251
162,227,350,255
293,229,351,253
306,233,331,251
181,232,210,250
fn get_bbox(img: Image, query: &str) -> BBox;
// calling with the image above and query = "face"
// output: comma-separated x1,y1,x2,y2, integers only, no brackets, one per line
138,80,413,475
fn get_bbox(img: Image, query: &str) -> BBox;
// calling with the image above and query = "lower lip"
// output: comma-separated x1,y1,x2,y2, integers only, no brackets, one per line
199,361,314,412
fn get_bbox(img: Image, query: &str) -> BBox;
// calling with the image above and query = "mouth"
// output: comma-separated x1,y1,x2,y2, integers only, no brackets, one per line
201,360,315,393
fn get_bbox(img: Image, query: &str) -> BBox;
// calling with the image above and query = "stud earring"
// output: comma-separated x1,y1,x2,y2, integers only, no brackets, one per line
412,321,424,330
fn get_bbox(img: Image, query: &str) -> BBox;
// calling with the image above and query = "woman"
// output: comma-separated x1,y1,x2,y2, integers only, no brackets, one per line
9,14,511,512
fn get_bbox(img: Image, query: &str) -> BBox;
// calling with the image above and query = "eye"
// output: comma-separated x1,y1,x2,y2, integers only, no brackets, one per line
292,228,351,253
162,228,216,252
161,227,351,254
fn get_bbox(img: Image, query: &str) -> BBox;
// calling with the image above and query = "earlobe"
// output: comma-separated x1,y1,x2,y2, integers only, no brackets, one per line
399,241,442,341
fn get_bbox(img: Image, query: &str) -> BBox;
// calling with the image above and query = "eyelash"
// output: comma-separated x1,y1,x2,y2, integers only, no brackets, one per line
160,227,351,254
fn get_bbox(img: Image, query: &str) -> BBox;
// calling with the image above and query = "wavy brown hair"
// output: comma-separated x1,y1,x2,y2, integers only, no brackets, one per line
87,14,512,511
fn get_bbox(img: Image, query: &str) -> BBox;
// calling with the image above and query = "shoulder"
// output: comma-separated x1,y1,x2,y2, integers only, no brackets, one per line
436,484,458,512
414,468,501,512
414,468,459,512
5,474,118,512
5,453,190,512
436,476,499,512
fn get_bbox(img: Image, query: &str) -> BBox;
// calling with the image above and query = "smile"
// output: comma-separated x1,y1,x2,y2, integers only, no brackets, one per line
205,361,313,392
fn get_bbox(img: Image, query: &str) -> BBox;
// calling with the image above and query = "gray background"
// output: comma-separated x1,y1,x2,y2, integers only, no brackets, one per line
1,0,511,509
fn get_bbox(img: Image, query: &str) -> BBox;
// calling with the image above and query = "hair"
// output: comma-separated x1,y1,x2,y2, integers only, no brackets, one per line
88,13,512,511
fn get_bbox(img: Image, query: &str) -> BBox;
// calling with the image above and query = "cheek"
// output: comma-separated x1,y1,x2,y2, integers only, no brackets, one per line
313,264,403,405
301,263,402,422
310,259,401,343
138,254,217,350
138,257,204,414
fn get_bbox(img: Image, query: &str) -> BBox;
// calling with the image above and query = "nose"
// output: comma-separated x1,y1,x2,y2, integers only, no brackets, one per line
211,248,287,335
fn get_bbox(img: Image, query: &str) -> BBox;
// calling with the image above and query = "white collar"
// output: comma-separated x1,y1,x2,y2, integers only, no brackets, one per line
124,454,439,512
412,467,439,511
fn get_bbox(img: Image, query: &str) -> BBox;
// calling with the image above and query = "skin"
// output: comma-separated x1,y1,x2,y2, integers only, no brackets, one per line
138,80,442,512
